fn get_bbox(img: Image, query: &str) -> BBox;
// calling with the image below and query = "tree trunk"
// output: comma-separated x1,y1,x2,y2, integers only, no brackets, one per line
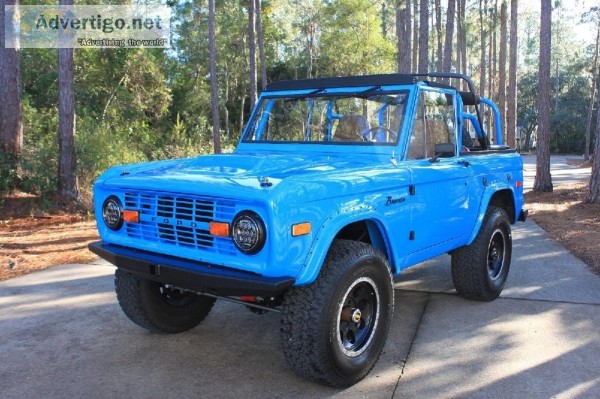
396,0,412,73
534,0,553,192
223,63,231,139
427,6,436,67
443,0,456,80
209,0,221,154
479,0,487,98
412,0,419,72
306,24,315,78
506,0,518,148
588,102,600,203
498,0,507,142
435,0,442,71
487,1,496,136
553,7,561,115
255,0,267,90
585,22,600,161
456,0,463,75
58,47,79,205
525,126,532,152
430,3,435,66
491,0,497,98
0,0,24,193
248,0,257,110
239,96,246,137
418,0,429,73
381,1,388,37
460,0,467,89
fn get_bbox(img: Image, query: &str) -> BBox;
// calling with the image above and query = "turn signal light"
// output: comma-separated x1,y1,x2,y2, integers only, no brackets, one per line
292,222,311,237
515,180,523,188
209,221,230,237
122,210,139,223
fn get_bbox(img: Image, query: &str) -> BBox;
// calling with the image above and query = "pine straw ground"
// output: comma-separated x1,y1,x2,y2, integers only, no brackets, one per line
0,193,98,280
1,183,599,281
524,182,600,275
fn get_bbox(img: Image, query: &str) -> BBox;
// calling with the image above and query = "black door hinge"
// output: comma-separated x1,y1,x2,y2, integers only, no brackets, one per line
409,185,416,195
409,231,415,240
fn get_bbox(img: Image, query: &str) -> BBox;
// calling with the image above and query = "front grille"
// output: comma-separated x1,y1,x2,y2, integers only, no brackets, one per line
123,191,237,255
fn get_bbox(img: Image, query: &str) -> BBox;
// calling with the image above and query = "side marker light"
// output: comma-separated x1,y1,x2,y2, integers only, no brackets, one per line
292,222,311,237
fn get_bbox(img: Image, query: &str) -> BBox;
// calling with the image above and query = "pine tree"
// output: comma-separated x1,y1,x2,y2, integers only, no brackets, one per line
506,0,518,148
57,0,79,206
209,0,221,153
0,0,23,192
534,0,553,192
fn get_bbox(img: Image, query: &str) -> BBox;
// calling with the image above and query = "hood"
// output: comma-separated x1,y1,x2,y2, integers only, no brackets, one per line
99,152,383,199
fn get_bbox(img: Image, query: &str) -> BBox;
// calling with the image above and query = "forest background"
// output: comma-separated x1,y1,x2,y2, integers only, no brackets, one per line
1,0,599,206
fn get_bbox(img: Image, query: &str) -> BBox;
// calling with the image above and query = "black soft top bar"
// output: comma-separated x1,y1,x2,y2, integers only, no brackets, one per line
265,74,417,91
264,72,475,92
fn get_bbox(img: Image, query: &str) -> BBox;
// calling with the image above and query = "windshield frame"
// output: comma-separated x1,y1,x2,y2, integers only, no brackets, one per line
239,86,413,148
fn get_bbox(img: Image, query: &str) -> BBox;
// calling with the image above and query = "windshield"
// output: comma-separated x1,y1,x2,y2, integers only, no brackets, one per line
243,91,409,145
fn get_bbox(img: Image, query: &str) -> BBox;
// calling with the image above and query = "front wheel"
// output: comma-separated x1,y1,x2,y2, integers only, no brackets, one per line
280,240,394,387
451,206,512,301
115,269,216,333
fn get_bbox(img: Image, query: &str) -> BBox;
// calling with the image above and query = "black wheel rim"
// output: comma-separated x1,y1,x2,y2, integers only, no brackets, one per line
336,277,380,357
487,229,506,280
159,285,196,308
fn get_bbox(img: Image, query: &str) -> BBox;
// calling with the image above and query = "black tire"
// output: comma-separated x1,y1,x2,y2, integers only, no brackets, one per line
280,240,394,387
451,206,512,301
114,269,216,333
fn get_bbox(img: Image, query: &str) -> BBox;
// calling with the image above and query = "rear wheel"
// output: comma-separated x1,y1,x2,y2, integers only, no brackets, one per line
115,269,216,333
451,206,512,301
280,240,394,387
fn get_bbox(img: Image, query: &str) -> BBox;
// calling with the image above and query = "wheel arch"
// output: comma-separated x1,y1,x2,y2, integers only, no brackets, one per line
334,219,392,261
295,215,397,286
488,189,516,223
467,187,516,244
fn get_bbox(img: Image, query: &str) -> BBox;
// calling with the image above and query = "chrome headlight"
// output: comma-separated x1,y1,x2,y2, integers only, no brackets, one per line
231,211,266,254
102,195,123,230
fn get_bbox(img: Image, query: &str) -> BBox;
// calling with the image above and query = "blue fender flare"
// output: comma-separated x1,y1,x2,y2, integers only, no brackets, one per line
294,208,396,286
467,185,516,245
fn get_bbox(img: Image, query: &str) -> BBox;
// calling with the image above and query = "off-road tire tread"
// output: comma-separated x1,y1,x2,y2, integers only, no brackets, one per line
280,239,393,387
115,269,215,333
451,206,511,301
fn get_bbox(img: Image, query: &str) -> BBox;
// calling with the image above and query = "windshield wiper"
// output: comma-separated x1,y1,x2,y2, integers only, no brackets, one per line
357,85,382,96
306,88,326,97
284,88,327,102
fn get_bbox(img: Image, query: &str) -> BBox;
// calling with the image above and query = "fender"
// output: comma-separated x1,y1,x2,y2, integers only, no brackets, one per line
467,183,516,245
294,205,397,286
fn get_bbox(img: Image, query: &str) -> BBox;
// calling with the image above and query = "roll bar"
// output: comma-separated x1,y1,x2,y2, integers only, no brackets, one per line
412,72,490,149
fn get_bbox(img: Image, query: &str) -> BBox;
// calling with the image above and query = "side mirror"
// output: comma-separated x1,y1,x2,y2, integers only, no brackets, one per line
433,143,455,158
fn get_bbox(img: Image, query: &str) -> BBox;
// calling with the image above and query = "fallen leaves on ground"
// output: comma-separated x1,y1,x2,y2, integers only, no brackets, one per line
525,183,600,275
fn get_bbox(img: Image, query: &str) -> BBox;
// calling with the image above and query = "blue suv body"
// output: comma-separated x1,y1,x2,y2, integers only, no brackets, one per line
90,73,527,387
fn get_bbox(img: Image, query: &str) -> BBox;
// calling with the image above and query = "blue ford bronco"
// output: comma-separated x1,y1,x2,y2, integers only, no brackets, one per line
89,72,527,387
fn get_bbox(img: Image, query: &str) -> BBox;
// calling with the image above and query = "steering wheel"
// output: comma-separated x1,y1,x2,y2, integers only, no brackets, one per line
363,126,397,142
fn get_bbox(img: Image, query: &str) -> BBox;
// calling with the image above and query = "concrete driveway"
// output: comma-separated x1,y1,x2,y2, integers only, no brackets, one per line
2,218,600,398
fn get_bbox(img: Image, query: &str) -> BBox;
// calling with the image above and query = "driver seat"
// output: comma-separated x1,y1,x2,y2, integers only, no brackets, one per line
333,115,369,142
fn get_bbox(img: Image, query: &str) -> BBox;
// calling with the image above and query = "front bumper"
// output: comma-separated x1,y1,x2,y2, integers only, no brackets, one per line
89,241,295,297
